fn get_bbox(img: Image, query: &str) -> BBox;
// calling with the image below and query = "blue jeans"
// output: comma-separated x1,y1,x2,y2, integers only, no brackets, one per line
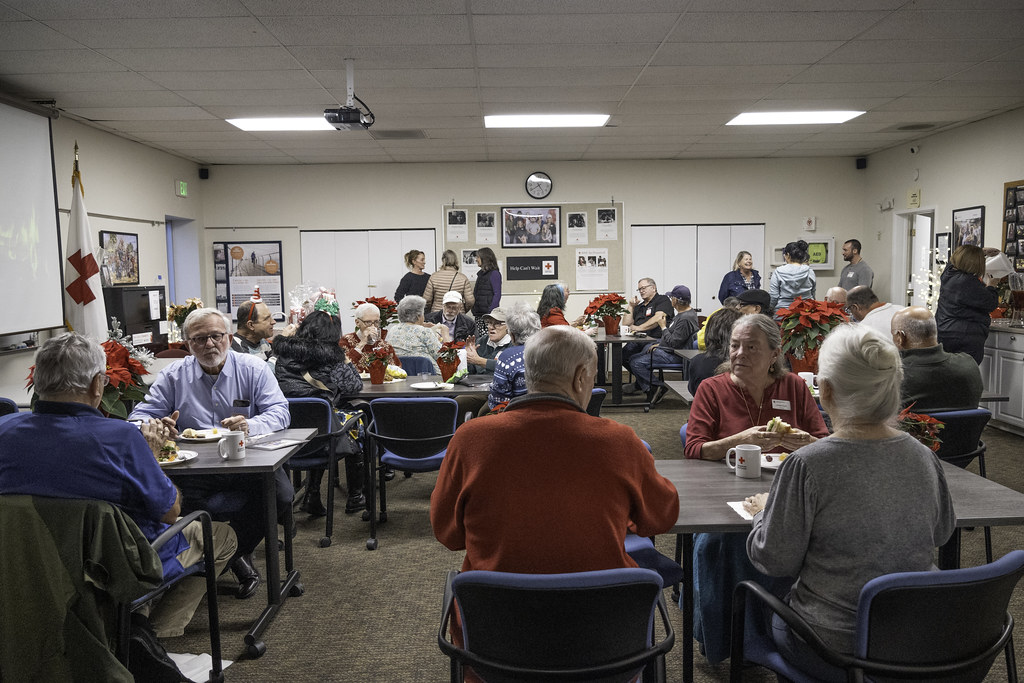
628,344,688,392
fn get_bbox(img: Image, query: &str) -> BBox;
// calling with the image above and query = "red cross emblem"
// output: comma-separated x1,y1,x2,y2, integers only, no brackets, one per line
738,456,745,465
66,250,99,305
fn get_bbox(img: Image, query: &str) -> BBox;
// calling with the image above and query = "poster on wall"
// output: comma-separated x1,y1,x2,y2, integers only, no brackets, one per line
475,212,497,244
213,241,284,315
461,249,479,281
566,212,588,244
506,256,558,281
575,248,608,291
501,206,560,247
447,209,468,242
596,208,617,240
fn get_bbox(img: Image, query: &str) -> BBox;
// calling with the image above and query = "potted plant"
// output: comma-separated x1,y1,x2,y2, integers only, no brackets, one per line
358,339,395,384
896,403,944,452
352,296,398,331
166,297,203,343
436,340,465,381
27,318,152,418
778,297,848,373
584,293,630,335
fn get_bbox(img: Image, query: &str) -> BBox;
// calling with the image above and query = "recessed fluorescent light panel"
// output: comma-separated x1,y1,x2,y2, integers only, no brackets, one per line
227,117,335,131
484,114,610,128
726,111,865,126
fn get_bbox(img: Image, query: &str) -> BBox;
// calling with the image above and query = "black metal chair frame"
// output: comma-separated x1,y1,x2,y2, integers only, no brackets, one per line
116,509,224,683
438,568,675,683
0,396,17,417
286,397,362,548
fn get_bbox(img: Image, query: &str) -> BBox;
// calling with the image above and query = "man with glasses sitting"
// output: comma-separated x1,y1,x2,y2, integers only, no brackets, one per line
621,278,674,392
465,308,512,375
130,308,290,600
341,302,402,368
231,297,275,361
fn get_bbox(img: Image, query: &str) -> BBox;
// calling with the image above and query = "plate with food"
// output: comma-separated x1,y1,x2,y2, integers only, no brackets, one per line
761,452,789,470
178,427,222,442
158,441,198,467
410,381,454,391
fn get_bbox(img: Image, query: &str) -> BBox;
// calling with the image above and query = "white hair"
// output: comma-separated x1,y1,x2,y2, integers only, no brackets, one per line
524,326,596,391
33,332,106,397
505,301,541,344
182,307,231,339
397,295,426,323
817,323,903,427
354,302,380,320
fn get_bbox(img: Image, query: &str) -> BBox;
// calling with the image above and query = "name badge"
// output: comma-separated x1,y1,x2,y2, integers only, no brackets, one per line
772,399,791,410
646,307,652,316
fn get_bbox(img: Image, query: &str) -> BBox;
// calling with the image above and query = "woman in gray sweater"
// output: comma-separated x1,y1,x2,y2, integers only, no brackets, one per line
745,324,955,680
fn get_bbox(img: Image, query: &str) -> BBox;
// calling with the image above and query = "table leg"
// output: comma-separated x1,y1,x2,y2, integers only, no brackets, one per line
365,439,378,550
682,533,694,683
611,343,623,404
244,469,302,658
938,528,961,570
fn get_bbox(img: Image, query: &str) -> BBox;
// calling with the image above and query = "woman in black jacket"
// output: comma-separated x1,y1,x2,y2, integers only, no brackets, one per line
274,310,365,516
471,247,502,335
935,245,999,364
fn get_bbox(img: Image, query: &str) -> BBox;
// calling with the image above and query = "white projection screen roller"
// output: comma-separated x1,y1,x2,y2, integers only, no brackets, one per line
0,101,64,335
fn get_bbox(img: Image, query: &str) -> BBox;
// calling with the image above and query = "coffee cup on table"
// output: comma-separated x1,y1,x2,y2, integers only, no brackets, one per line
726,444,761,478
798,372,817,391
218,430,246,460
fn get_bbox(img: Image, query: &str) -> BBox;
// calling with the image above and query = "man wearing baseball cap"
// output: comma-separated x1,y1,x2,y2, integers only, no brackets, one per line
627,284,700,404
465,309,512,376
425,290,476,341
736,288,772,316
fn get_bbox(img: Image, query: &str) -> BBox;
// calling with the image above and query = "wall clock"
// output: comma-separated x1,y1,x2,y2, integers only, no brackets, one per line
525,171,552,199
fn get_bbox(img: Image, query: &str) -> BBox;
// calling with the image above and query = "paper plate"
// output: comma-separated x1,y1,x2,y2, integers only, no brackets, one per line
160,450,198,467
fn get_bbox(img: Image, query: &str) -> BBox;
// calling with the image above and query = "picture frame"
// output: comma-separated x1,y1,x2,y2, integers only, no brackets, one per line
501,206,561,248
952,205,985,247
935,232,951,264
98,230,140,286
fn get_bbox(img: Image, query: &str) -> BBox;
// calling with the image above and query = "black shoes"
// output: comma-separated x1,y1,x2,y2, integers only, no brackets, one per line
647,385,669,406
345,491,366,514
299,489,327,518
382,465,396,481
229,554,261,600
621,382,641,395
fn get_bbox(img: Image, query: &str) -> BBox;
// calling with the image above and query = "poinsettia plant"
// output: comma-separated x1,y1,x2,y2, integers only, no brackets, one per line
896,403,944,452
584,293,630,323
437,340,465,363
353,297,398,328
26,318,152,419
167,297,204,327
358,339,395,370
779,297,848,360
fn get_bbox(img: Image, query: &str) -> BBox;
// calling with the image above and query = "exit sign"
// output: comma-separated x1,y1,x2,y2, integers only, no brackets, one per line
175,179,188,197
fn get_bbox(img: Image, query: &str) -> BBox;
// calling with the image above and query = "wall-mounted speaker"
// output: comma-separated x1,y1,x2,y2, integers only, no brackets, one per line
199,168,209,180
855,157,867,170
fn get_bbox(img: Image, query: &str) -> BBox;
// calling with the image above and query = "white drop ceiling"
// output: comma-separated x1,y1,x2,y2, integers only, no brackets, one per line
1,0,1023,165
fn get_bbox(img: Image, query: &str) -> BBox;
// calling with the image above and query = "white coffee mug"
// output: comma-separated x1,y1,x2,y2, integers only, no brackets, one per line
798,372,817,391
726,444,761,478
218,430,246,460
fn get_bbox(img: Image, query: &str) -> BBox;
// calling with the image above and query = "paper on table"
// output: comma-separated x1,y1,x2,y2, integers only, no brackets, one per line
168,652,232,682
249,438,304,451
727,501,754,521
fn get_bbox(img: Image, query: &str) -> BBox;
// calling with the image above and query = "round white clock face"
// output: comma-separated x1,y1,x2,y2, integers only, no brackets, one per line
526,172,552,199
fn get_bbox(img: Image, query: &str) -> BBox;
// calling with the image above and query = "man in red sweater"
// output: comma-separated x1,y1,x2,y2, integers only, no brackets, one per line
430,325,679,575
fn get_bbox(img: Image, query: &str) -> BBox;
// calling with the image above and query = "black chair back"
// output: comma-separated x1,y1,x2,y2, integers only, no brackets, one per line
923,408,991,468
286,397,335,463
0,397,17,417
369,398,457,460
587,388,607,416
397,355,435,375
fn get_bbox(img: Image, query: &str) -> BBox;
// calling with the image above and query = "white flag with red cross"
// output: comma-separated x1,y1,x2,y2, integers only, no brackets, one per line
64,156,108,338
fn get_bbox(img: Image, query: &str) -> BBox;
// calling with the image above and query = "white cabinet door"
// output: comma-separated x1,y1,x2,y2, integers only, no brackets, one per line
980,343,997,409
994,350,1024,427
697,225,733,314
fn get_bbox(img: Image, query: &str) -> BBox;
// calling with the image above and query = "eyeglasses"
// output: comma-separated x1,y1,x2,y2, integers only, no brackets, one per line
637,284,654,292
357,318,380,326
486,321,506,329
97,372,110,386
188,332,227,345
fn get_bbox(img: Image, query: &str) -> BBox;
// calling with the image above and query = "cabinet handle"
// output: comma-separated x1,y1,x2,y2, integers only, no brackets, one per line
1012,336,1017,341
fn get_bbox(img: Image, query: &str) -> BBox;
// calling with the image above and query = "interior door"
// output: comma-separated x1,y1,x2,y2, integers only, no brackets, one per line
909,213,933,307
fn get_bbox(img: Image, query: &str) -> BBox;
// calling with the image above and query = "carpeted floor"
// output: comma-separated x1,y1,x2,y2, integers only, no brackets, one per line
169,392,1023,682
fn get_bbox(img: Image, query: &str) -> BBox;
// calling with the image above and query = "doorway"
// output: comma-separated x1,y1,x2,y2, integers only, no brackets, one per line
893,208,936,308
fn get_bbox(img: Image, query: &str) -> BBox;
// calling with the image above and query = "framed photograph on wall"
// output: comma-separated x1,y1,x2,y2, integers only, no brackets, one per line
501,206,560,248
935,232,951,264
952,205,985,247
98,230,140,286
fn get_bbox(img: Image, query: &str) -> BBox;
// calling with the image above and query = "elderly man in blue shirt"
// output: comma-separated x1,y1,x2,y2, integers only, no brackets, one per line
130,307,290,599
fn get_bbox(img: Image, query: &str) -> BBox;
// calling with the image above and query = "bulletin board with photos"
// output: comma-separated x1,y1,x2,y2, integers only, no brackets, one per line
442,201,625,295
1001,179,1024,273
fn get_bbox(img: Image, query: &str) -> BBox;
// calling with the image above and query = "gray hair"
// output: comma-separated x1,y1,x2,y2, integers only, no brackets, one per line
639,277,657,291
524,326,596,391
440,249,460,270
33,332,106,397
901,314,937,345
817,323,902,427
354,302,380,321
397,295,426,323
730,314,788,379
182,307,231,339
505,301,541,345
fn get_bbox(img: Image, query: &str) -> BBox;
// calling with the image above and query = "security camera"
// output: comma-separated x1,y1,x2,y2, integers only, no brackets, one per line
909,145,920,155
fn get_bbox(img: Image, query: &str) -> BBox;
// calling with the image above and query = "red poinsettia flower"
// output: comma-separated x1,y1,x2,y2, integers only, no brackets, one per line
896,403,944,452
437,340,466,363
584,293,630,319
779,297,849,360
353,296,399,327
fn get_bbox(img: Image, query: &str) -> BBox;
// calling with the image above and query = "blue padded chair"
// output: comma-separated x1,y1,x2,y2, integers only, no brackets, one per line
439,568,675,683
729,550,1024,683
286,398,362,548
923,408,993,562
587,387,607,416
0,397,17,417
679,422,687,447
625,533,683,590
397,355,435,376
364,397,458,550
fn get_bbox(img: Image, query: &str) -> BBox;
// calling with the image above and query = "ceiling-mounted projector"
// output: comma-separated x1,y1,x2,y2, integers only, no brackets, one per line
324,107,371,131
